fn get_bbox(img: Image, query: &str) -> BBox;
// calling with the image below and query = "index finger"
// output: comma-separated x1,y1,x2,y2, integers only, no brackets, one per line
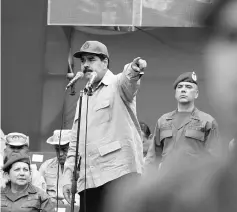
133,57,141,64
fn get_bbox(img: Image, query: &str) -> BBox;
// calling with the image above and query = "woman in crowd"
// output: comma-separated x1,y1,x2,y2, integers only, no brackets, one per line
1,152,55,212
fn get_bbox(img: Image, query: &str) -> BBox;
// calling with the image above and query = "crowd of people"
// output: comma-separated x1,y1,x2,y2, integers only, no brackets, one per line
1,0,237,211
0,122,152,212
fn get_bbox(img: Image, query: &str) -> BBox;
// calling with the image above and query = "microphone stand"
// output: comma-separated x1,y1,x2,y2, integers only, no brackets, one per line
70,83,93,212
70,90,83,212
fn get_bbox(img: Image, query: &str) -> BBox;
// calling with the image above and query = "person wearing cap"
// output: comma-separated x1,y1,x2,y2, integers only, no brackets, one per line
0,129,6,188
146,72,220,166
0,129,6,155
62,40,147,212
1,152,55,212
0,129,6,166
3,132,30,159
39,130,79,206
1,132,46,191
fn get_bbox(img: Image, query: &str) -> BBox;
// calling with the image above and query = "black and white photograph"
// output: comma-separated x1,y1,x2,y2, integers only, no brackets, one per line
1,0,237,212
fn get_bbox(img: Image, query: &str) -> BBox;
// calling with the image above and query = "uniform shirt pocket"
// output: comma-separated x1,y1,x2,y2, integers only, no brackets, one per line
185,129,205,142
1,201,9,208
160,129,173,142
1,196,11,209
159,129,173,156
21,195,41,210
94,99,111,124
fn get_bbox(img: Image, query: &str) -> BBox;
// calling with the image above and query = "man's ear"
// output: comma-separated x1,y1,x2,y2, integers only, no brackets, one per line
103,58,109,68
195,88,199,99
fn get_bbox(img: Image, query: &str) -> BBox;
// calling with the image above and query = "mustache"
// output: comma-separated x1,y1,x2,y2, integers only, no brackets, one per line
83,68,93,73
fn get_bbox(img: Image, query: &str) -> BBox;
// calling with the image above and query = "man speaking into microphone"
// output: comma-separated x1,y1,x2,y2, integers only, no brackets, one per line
62,40,147,212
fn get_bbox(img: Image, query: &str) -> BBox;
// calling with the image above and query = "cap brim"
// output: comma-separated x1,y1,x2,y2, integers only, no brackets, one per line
46,136,54,145
73,51,94,58
46,136,70,145
7,142,28,146
73,51,84,58
73,51,107,58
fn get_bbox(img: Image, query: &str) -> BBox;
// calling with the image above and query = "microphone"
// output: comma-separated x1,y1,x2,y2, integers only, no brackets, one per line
85,72,97,91
66,72,75,95
66,72,84,90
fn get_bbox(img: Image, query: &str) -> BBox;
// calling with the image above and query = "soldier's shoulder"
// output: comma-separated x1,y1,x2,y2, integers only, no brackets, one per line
196,109,216,122
39,157,57,169
31,183,48,196
43,157,57,165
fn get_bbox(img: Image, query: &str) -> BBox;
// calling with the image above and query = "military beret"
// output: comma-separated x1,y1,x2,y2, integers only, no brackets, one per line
173,72,198,89
3,152,31,172
74,41,109,59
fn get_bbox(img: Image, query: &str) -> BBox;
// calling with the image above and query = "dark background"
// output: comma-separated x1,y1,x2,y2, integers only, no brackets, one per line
1,0,217,152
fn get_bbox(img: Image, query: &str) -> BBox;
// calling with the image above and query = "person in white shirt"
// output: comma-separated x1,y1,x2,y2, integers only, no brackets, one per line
39,129,80,206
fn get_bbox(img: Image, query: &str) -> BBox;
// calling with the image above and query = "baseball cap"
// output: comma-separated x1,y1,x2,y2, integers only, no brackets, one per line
46,129,71,145
73,41,109,59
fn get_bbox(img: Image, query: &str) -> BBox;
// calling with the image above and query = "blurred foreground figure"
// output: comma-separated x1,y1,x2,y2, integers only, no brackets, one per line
204,0,237,144
108,1,237,212
229,139,236,153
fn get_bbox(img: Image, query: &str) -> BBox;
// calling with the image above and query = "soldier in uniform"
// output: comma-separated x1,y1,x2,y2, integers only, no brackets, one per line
39,130,80,205
146,72,220,166
1,152,55,212
1,132,46,191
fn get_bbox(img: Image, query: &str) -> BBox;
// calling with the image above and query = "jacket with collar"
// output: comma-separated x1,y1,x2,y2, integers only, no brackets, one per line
146,108,220,165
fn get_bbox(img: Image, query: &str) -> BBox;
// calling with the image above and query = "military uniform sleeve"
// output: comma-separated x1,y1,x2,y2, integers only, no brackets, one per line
205,119,220,156
117,63,143,103
145,120,163,166
39,189,56,212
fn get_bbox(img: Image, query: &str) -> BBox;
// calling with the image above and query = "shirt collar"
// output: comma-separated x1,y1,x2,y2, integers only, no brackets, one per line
4,183,37,201
84,69,114,95
97,69,114,87
166,107,200,120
